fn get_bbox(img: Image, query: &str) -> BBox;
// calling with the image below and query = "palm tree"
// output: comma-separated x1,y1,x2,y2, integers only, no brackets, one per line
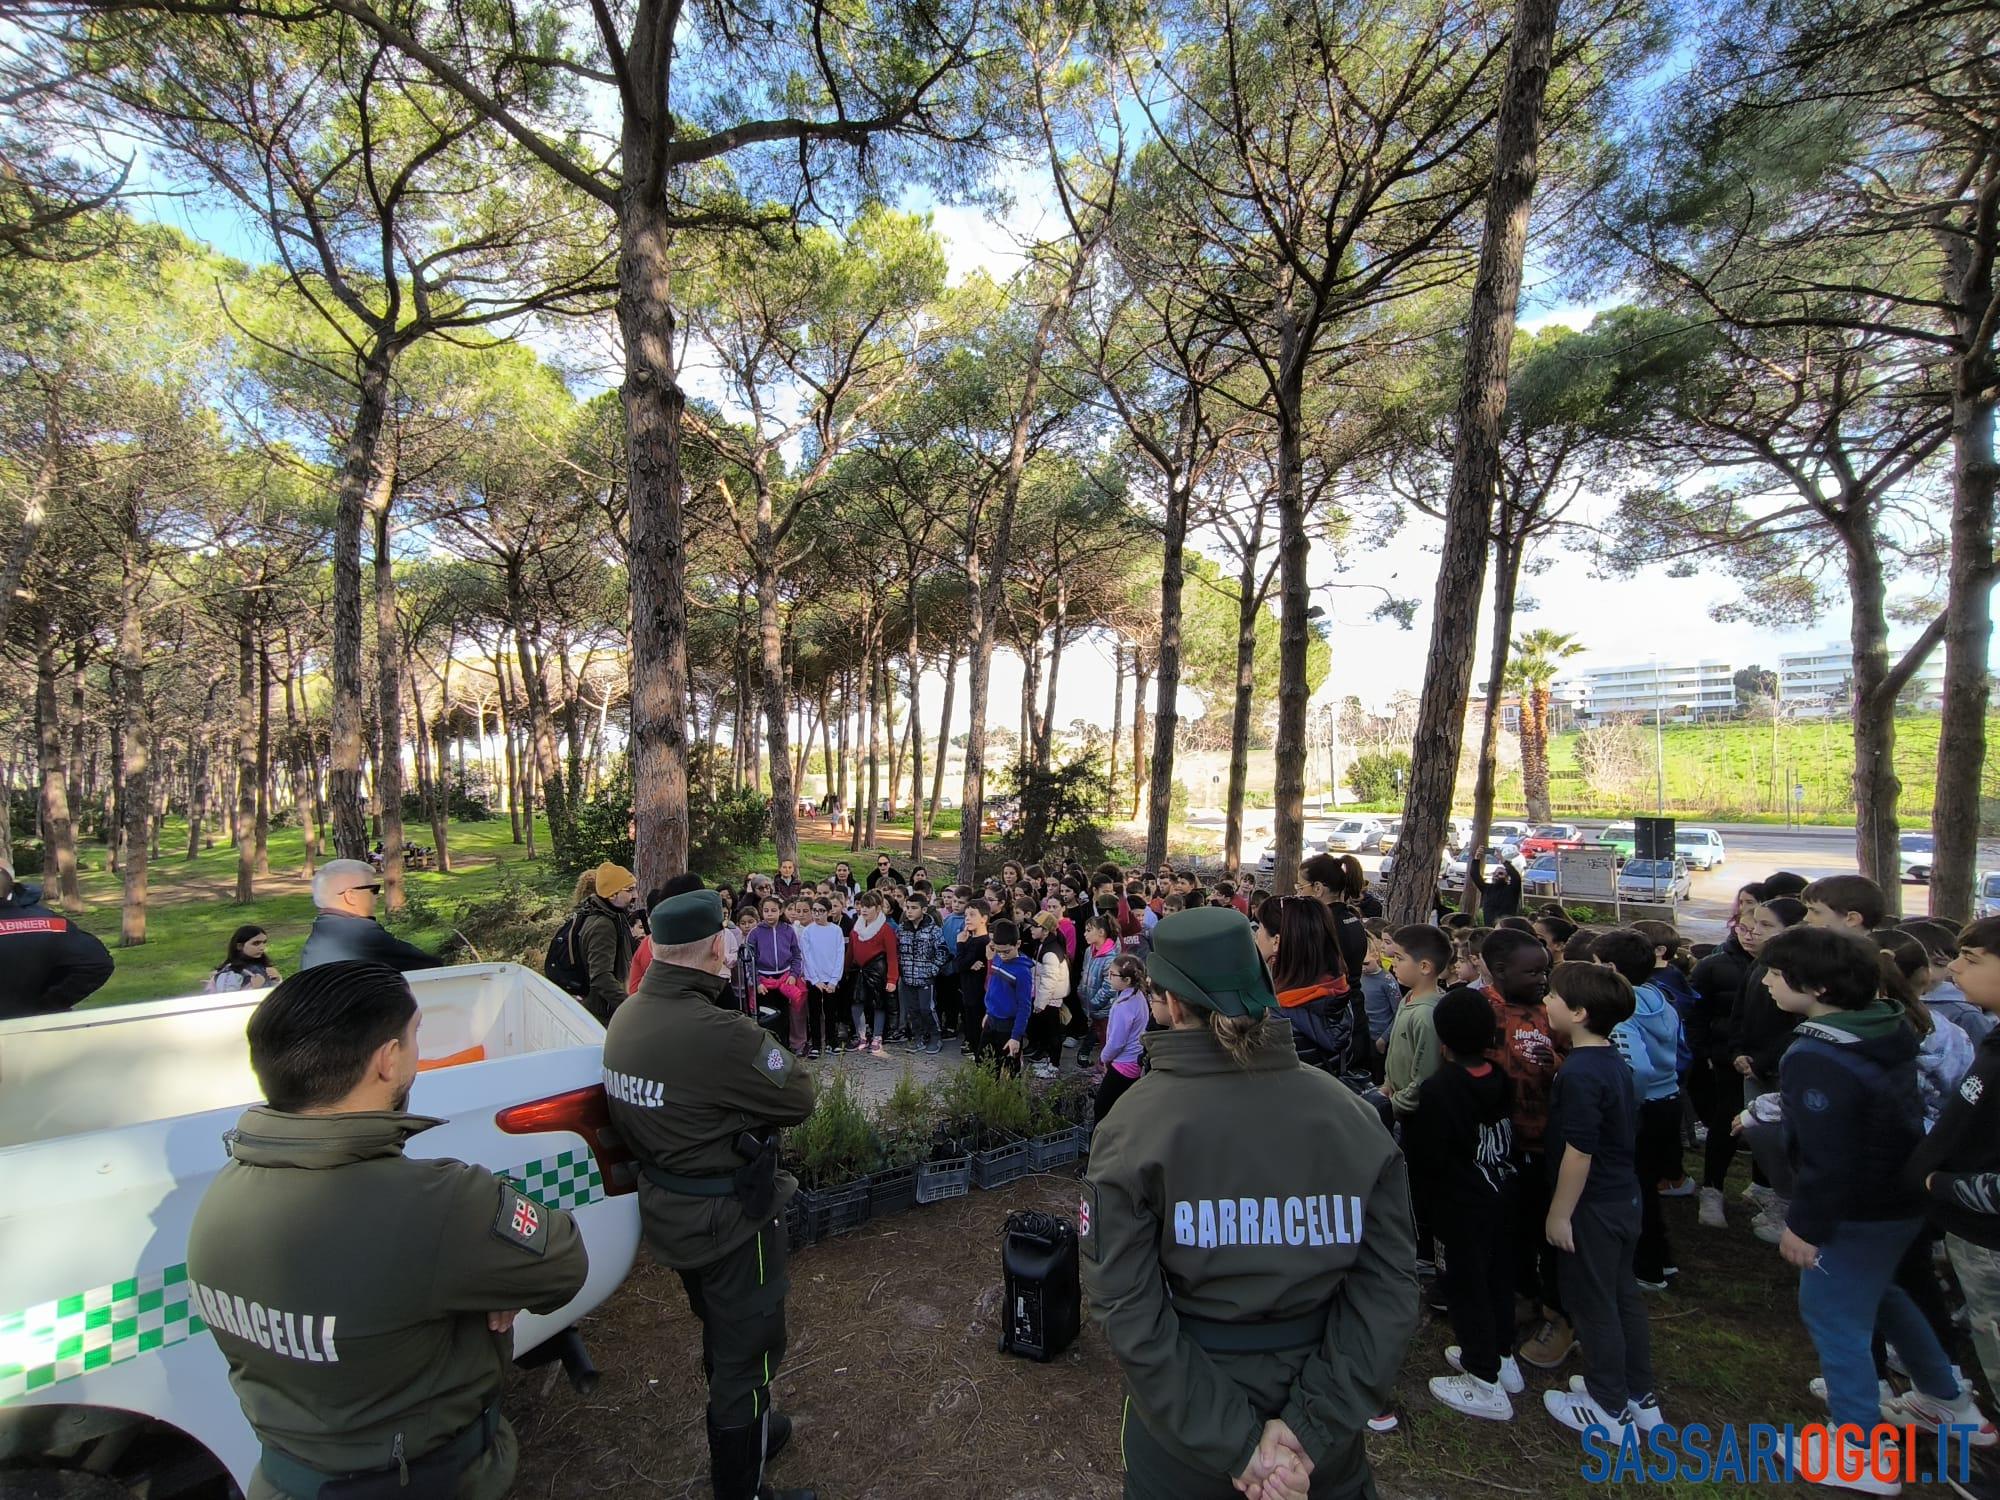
1505,629,1585,821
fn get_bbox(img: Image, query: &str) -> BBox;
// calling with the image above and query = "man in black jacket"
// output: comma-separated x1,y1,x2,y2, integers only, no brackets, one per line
300,860,443,974
0,859,114,1019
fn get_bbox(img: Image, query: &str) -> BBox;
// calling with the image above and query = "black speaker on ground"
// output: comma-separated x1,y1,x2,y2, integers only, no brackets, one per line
997,1210,1080,1362
1634,816,1677,861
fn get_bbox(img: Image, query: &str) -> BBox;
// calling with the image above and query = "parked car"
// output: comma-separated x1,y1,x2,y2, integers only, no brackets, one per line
1600,822,1638,859
1444,848,1527,891
1256,825,1337,876
1617,856,1691,903
1522,853,1561,898
1369,817,1404,853
1382,849,1456,889
1324,817,1387,852
1675,827,1728,870
1445,817,1474,853
1519,823,1585,857
1487,820,1533,847
1976,870,2000,920
1900,831,1935,885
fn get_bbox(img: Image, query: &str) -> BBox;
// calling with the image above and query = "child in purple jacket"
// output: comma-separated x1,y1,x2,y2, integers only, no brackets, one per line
1094,955,1153,1122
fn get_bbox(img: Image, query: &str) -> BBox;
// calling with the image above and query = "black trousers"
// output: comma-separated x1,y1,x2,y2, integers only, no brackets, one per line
677,1217,790,1427
1094,1066,1139,1124
1121,1397,1378,1500
960,979,987,1052
1512,1152,1561,1312
1693,1059,1739,1190
1028,1006,1065,1066
1635,1095,1682,1282
1557,1197,1653,1415
980,1018,1022,1077
1438,1195,1516,1382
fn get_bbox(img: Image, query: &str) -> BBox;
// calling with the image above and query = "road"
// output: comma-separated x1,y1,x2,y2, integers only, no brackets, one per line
1190,812,1998,940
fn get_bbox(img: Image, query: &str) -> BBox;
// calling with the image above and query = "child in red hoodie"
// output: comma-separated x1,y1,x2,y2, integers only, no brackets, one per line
845,889,900,1057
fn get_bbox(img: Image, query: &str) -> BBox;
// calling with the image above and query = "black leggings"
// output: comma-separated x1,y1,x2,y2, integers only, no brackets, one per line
1094,1066,1139,1123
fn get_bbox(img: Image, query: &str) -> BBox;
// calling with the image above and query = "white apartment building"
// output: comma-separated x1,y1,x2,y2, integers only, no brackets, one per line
1778,642,1947,715
1575,659,1736,722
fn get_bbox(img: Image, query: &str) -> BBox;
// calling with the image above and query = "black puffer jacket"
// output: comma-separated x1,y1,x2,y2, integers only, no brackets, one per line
1689,936,1751,1065
1729,959,1800,1082
1278,977,1370,1079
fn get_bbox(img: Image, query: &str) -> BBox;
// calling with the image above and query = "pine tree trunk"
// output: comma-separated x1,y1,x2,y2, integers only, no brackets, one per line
328,349,394,860
1148,476,1193,871
35,631,80,912
755,536,798,866
255,640,271,877
1132,659,1151,823
1469,534,1519,853
1270,339,1311,896
1108,640,1124,818
374,501,406,910
1223,511,1268,872
235,612,259,903
1385,0,1560,925
116,531,149,948
928,645,958,837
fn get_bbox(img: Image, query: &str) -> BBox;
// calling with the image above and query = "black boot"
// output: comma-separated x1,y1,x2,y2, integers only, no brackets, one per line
765,1411,791,1463
706,1413,815,1500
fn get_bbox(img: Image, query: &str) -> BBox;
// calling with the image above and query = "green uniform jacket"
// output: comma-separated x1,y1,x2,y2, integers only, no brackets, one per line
185,1109,589,1495
1080,1016,1419,1483
1385,993,1442,1117
577,897,636,1024
601,960,816,1268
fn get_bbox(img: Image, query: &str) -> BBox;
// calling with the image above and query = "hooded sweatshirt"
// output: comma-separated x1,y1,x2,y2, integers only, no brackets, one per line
1613,980,1684,1103
1781,1001,1925,1246
1906,1028,2000,1249
1277,975,1366,1076
1402,1059,1516,1236
984,948,1036,1040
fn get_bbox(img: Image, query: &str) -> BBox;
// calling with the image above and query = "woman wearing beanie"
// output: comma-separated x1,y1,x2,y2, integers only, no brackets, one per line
570,861,640,1024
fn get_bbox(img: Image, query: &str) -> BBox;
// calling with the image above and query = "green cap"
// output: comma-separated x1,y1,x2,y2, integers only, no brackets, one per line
1145,906,1277,1018
650,888,725,945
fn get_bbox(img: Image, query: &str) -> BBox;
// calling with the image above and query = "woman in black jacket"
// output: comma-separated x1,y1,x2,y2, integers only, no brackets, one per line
1689,886,1764,1224
1255,894,1370,1081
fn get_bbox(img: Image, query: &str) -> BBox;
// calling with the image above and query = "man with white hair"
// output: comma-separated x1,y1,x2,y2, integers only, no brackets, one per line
299,859,442,973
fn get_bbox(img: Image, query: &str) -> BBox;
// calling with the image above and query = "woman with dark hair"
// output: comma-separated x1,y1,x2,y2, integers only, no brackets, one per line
1255,895,1369,1078
206,925,281,992
1299,853,1370,990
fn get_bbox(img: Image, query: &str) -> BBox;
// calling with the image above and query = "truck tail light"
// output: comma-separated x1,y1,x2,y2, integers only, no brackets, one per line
497,1086,638,1196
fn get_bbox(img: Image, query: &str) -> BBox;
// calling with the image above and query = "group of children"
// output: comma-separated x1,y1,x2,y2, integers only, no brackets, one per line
1367,870,1999,1495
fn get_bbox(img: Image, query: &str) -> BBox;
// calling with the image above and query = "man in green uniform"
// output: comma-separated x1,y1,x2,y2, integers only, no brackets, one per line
602,888,818,1500
186,961,591,1500
1080,907,1420,1500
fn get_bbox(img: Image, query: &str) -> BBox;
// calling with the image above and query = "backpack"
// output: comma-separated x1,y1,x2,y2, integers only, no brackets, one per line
543,913,591,997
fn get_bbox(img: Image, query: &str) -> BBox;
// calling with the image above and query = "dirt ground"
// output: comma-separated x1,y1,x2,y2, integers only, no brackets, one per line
505,1161,1881,1500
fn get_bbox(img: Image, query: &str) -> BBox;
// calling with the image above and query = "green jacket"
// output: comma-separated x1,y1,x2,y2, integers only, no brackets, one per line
1386,992,1443,1116
1080,1015,1418,1484
601,960,817,1267
185,1109,589,1496
577,897,635,1025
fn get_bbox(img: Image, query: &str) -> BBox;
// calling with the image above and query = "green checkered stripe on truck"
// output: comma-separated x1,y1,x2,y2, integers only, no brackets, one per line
499,1147,605,1213
0,1150,603,1405
0,1264,208,1404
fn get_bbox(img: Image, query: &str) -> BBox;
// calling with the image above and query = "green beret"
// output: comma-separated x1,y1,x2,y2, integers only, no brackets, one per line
649,888,725,945
1145,906,1277,1019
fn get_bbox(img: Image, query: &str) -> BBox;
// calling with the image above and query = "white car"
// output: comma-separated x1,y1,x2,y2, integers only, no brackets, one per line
0,964,642,1494
1369,817,1404,853
1324,817,1386,852
1976,871,2000,920
1256,824,1338,875
1674,827,1727,870
1617,857,1692,903
1900,832,1934,885
1487,820,1533,848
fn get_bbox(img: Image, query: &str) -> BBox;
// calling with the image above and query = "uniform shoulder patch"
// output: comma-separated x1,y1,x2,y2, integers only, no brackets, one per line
1078,1177,1101,1263
759,1043,791,1082
493,1184,550,1256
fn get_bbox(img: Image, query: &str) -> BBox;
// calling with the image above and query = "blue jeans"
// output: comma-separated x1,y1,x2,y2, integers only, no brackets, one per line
900,980,938,1043
1797,1216,1958,1433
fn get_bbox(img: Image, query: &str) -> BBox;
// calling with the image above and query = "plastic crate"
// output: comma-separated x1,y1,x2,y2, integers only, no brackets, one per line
915,1154,971,1204
869,1164,919,1218
1027,1129,1080,1171
1072,1122,1094,1158
782,1194,815,1253
971,1138,1031,1189
798,1180,872,1240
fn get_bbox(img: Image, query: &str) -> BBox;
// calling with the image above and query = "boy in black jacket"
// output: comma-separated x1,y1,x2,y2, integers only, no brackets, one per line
1760,925,1991,1468
1414,989,1522,1422
1906,916,2000,1435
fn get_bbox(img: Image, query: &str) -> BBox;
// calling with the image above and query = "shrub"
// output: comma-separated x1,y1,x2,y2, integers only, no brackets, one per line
875,1068,936,1168
1349,752,1411,803
561,755,772,878
784,1072,881,1188
402,768,495,825
999,754,1113,866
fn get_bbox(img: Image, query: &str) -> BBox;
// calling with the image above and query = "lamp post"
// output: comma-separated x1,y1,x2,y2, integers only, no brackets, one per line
1651,656,1665,814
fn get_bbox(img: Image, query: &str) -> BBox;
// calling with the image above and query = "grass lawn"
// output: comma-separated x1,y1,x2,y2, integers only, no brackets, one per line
59,813,956,1008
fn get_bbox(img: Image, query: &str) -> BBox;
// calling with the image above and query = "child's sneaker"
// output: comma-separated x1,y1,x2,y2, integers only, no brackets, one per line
1519,1315,1577,1369
1635,1273,1670,1293
1429,1372,1513,1421
1570,1376,1665,1432
1752,1199,1790,1244
1785,1432,1903,1495
1659,1177,1696,1197
869,1037,886,1057
1365,1409,1399,1433
1882,1386,1997,1447
1742,1182,1775,1208
1544,1385,1628,1440
1446,1346,1524,1394
1698,1187,1727,1228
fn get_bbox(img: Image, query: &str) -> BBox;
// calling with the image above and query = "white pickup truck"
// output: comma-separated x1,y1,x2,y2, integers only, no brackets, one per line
0,964,640,1497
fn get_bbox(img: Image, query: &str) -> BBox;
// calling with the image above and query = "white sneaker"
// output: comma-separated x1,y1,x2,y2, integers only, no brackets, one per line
1365,1409,1398,1433
1884,1386,1997,1447
1578,1378,1667,1432
1447,1346,1525,1394
1810,1375,1895,1406
1753,1202,1789,1244
1032,1062,1058,1080
1742,1182,1775,1208
1429,1372,1513,1421
1659,1177,1697,1197
1698,1187,1727,1228
1785,1433,1903,1495
1545,1385,1628,1440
